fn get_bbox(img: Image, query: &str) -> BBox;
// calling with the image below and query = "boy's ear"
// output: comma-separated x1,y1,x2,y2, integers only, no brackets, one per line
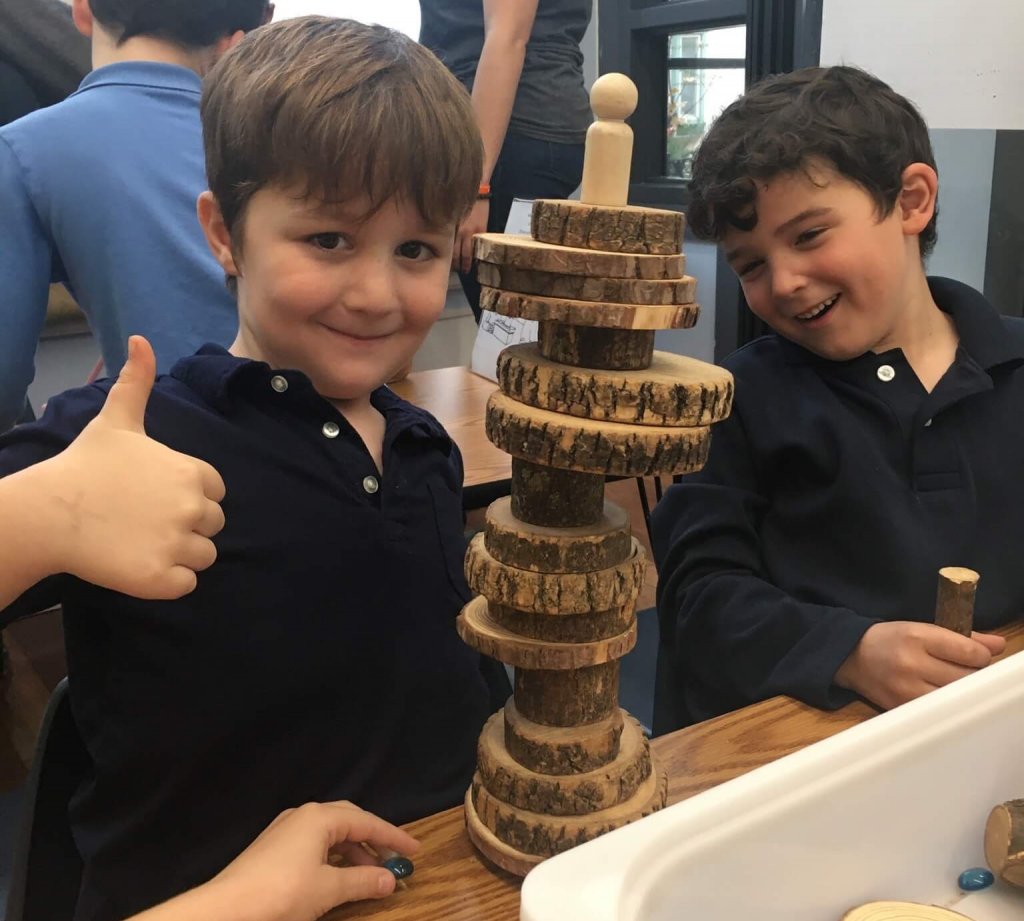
71,0,94,37
897,162,938,237
197,192,240,279
215,30,246,57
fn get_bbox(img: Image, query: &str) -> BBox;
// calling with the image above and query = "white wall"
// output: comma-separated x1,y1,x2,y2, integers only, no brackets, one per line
820,0,1024,130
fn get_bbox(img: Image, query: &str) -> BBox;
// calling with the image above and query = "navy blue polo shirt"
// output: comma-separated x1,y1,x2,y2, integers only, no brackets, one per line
0,346,508,921
652,278,1024,733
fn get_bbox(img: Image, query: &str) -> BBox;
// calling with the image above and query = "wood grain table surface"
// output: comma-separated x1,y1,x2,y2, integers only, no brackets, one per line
390,367,510,490
330,621,1024,921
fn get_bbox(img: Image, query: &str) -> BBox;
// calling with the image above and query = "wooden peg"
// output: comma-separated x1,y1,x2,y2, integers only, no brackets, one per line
934,567,979,636
985,798,1024,887
580,73,639,207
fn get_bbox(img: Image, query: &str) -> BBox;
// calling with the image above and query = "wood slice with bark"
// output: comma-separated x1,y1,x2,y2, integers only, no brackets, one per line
480,286,698,330
538,321,654,370
985,797,1024,886
471,758,668,858
456,596,637,670
484,496,633,574
477,262,695,305
498,343,734,427
504,699,625,775
464,789,544,877
473,233,685,280
840,904,973,920
489,602,635,643
510,458,605,528
476,710,651,814
486,391,711,477
531,198,685,255
514,661,619,726
464,533,646,615
934,567,979,636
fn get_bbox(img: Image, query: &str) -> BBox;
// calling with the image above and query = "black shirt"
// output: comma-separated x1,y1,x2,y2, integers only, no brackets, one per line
652,278,1024,733
418,0,592,144
0,346,508,921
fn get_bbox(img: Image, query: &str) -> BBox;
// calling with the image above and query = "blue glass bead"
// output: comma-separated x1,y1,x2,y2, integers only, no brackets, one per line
958,867,994,891
383,856,414,880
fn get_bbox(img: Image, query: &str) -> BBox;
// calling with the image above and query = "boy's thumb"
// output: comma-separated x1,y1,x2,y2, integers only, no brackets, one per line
100,335,156,432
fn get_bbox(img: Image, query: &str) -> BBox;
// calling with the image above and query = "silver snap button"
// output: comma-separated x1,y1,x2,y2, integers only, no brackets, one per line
924,418,933,427
270,375,288,393
322,421,340,439
362,475,379,494
876,364,895,382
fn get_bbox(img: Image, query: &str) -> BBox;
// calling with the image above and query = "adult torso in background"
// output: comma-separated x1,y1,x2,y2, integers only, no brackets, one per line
418,0,593,145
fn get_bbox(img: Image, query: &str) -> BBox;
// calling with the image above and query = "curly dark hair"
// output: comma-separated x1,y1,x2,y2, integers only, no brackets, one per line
687,65,938,257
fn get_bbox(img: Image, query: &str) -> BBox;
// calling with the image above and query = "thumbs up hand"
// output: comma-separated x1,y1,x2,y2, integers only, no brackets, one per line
39,336,226,599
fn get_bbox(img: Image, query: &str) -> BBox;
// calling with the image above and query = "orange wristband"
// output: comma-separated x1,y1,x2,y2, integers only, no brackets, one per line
478,182,491,199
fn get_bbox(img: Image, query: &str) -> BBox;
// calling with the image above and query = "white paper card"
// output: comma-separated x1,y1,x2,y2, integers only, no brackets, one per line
470,198,538,382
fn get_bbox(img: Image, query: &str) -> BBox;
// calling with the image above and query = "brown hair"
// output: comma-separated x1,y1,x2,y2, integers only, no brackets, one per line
201,16,482,262
688,65,939,257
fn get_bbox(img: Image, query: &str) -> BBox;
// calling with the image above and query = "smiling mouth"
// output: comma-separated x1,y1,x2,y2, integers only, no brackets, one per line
322,325,391,342
796,293,840,322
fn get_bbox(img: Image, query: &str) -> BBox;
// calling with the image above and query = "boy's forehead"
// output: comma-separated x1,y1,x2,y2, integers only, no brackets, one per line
276,186,454,233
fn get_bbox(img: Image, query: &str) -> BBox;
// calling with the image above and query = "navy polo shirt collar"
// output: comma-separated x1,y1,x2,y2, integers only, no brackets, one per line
75,60,201,96
168,344,450,443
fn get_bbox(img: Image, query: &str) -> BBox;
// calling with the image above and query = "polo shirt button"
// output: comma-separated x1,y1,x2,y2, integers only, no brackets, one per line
877,364,895,382
270,375,288,393
925,418,933,427
363,475,380,494
322,421,340,439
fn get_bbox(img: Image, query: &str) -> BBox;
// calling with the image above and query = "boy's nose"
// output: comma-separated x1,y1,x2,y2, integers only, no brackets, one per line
770,261,808,301
340,256,396,314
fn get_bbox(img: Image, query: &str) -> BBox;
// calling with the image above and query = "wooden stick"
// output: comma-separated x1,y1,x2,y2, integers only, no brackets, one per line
934,566,979,636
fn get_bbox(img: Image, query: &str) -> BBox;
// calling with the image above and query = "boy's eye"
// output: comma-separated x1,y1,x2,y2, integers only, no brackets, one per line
397,241,436,261
737,259,763,278
795,227,825,245
310,233,344,251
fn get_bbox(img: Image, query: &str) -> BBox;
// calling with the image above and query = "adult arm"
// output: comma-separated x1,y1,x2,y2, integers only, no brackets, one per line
128,801,418,921
453,0,539,272
0,337,225,610
0,135,54,432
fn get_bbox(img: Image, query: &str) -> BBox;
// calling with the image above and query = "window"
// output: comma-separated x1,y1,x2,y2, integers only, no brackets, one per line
666,25,746,181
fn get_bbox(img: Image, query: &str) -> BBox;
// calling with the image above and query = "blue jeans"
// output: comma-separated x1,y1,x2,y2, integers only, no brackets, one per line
460,131,585,322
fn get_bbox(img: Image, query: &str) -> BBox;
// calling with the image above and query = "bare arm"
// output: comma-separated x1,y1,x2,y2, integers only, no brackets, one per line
454,0,539,272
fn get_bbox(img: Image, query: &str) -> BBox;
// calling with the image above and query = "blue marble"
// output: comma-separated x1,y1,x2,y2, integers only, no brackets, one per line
383,856,415,880
958,867,995,891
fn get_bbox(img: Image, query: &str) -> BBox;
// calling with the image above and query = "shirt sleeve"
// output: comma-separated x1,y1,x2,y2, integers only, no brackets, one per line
651,399,880,730
0,135,54,432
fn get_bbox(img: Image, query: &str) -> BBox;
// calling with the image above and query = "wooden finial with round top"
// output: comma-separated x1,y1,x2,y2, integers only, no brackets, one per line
580,73,639,208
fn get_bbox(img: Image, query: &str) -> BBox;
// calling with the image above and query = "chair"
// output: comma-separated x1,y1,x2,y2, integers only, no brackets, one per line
5,678,87,921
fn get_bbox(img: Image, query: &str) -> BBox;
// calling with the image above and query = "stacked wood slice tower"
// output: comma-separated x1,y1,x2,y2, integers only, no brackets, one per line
458,73,734,876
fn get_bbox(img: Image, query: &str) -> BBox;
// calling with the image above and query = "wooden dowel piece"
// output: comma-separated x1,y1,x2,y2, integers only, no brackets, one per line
934,566,979,636
488,602,634,643
477,262,695,305
484,497,633,574
531,198,684,255
514,661,619,726
539,321,655,371
503,699,624,776
985,797,1024,887
510,458,604,528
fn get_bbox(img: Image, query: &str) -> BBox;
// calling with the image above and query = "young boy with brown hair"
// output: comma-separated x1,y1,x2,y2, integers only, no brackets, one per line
0,17,506,921
652,66,1024,733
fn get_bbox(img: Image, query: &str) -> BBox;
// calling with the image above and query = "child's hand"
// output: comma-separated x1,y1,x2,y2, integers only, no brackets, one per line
38,336,226,599
209,801,420,921
834,621,1007,710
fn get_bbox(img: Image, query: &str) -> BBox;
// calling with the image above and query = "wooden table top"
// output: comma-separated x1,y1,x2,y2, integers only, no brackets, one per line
330,621,1024,921
390,367,510,490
